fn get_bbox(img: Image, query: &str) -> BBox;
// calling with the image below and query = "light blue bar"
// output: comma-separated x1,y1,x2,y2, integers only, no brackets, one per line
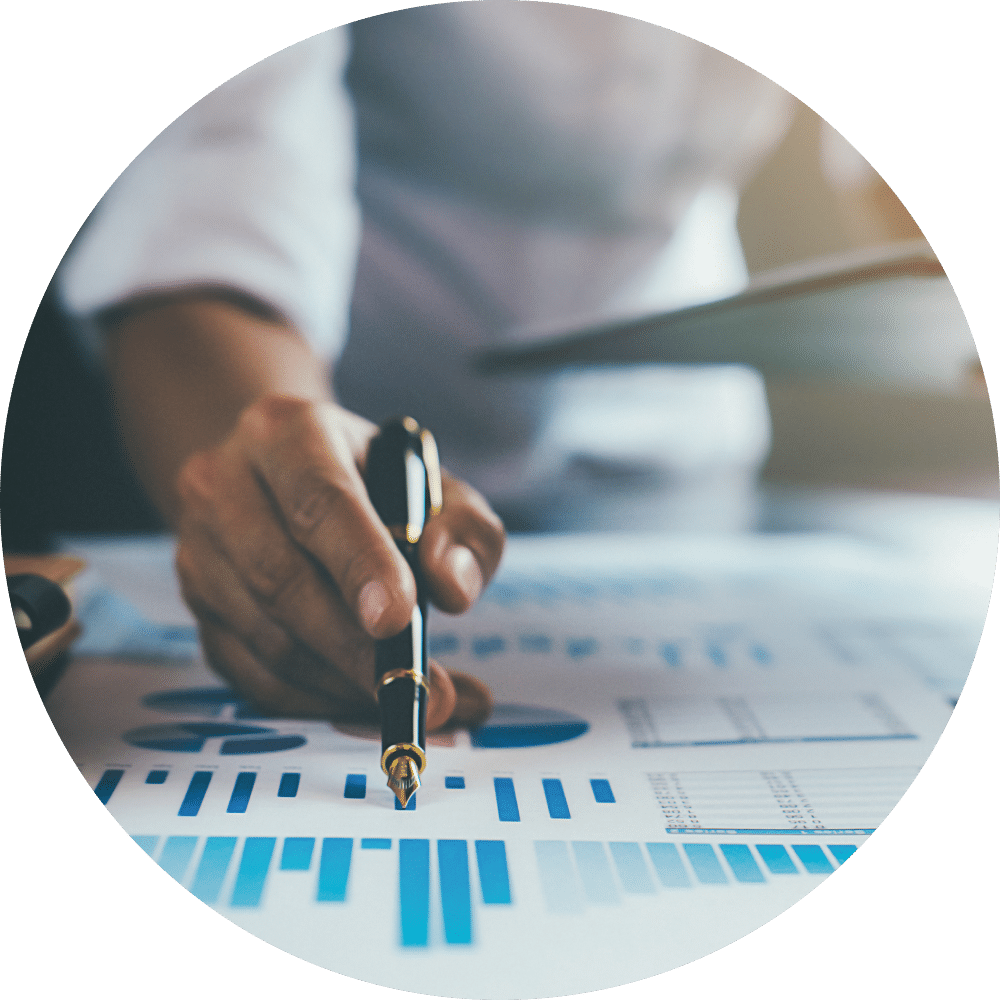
227,772,256,813
660,643,681,667
706,642,727,667
609,842,655,895
94,769,124,805
494,777,520,822
131,835,158,857
684,844,728,884
344,774,367,799
566,638,598,658
793,845,835,874
281,837,315,870
158,836,198,882
756,844,799,874
231,837,276,907
542,778,571,819
572,842,620,905
719,844,766,883
400,839,430,947
178,771,212,817
645,843,691,888
535,841,583,914
590,778,615,803
190,837,237,903
475,841,511,904
317,838,353,902
361,838,391,850
445,776,465,789
828,844,858,865
438,841,473,945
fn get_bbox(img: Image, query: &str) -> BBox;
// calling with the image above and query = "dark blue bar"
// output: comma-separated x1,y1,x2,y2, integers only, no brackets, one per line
542,778,571,819
645,843,691,888
277,772,300,797
361,838,391,850
720,844,766,883
344,774,367,799
609,842,655,894
395,793,416,810
828,844,858,865
793,845,834,874
190,837,237,903
684,844,728,884
131,835,158,856
438,840,473,944
317,838,353,901
227,772,256,813
400,839,430,947
475,840,511,904
445,776,465,789
472,636,505,658
94,769,124,805
590,778,615,803
158,836,198,882
756,844,798,874
178,771,212,816
494,777,520,822
429,633,459,655
146,770,168,785
281,837,315,870
231,837,276,907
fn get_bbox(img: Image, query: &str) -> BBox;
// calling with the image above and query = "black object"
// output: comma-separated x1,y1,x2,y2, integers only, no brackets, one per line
364,416,442,807
8,572,72,650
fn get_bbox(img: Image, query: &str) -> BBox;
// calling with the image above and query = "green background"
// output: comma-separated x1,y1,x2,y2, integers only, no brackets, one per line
0,0,998,1000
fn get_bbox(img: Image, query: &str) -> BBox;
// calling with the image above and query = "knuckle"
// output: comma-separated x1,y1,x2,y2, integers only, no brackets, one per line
283,468,345,541
239,394,312,441
241,535,305,606
175,450,215,507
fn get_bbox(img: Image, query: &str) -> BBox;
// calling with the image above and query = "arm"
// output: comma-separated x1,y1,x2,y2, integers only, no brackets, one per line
107,292,503,728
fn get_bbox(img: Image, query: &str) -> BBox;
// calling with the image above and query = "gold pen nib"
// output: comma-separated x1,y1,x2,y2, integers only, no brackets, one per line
387,755,421,808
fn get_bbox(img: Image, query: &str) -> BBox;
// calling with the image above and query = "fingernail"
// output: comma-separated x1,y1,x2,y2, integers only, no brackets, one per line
358,580,390,633
448,546,483,602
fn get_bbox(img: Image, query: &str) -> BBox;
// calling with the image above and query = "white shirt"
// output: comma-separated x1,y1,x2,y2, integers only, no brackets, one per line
60,3,791,524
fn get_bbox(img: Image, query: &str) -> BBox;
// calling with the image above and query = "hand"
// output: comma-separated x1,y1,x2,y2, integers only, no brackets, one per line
173,394,505,729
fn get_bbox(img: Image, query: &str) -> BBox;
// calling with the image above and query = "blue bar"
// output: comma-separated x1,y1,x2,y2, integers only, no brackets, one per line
190,837,237,903
566,638,598,658
227,772,256,813
572,842,620,905
472,636,505,657
659,643,681,667
395,793,417,811
317,838,353,902
542,778,571,819
793,845,834,874
445,776,465,789
828,844,858,865
750,643,772,664
438,840,473,944
646,843,691,888
684,844,728,884
344,774,367,799
756,845,799,874
519,634,551,653
146,770,168,785
281,837,315,870
706,642,727,667
94,769,124,805
535,841,583,913
131,835,158,856
178,771,212,816
400,839,430,947
429,633,459,655
361,838,391,850
590,779,615,803
158,836,198,882
277,772,300,797
474,840,511,904
231,837,276,907
720,844,766,883
494,777,520,822
609,842,655,894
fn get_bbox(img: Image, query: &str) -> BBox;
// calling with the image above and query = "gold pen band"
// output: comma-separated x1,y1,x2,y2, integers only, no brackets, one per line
381,742,427,775
376,667,429,696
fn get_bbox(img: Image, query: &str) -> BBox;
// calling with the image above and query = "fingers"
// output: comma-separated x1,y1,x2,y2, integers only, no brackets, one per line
236,396,417,638
420,473,506,614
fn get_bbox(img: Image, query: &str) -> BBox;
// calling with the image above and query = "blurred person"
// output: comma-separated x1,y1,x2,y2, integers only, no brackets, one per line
58,3,795,729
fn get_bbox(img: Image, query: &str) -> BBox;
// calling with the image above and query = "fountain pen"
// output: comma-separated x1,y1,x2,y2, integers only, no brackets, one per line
364,416,443,808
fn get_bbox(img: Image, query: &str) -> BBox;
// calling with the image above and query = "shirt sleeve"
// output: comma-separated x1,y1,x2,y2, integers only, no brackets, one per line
58,28,360,361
